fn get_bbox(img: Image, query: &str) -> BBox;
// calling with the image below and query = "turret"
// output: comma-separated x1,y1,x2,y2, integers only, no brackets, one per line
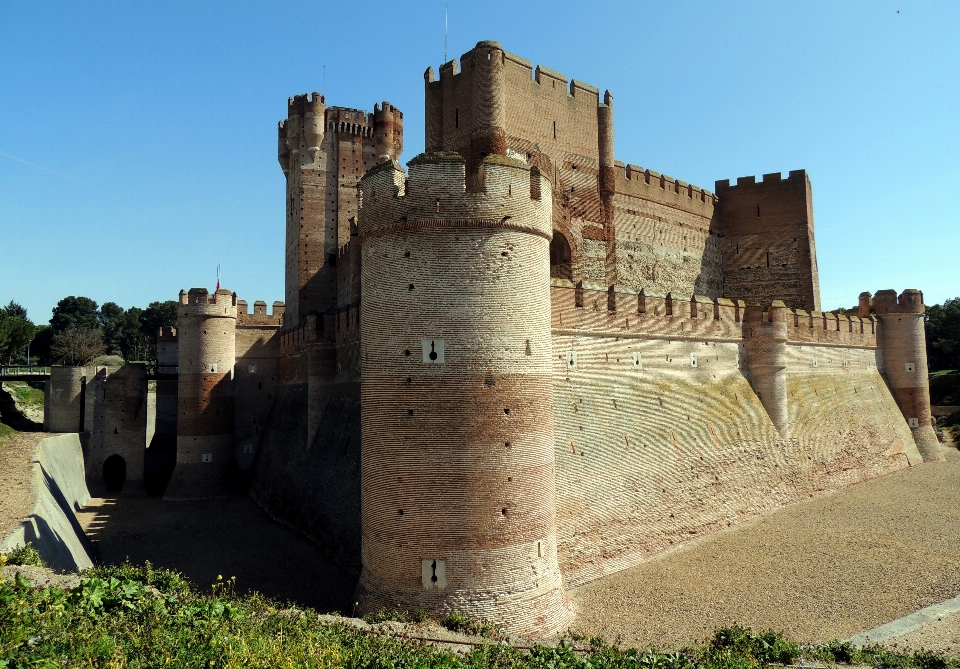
355,153,573,637
743,301,789,438
869,289,941,461
373,101,404,163
166,287,238,498
277,121,289,175
468,40,507,186
597,89,616,284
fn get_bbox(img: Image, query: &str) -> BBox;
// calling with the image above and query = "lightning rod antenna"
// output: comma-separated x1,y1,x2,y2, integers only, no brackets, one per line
444,4,448,62
323,65,326,96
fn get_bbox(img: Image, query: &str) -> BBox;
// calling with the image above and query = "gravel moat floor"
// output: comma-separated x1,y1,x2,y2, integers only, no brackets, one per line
570,446,960,649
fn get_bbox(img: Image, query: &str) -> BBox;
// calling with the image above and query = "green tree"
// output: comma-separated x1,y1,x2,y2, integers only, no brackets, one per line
139,301,178,337
50,296,99,333
104,306,150,360
50,328,105,366
926,297,960,372
0,302,37,364
30,325,53,365
98,301,124,329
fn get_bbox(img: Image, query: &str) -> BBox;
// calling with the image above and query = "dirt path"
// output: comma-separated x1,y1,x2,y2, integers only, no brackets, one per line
570,447,960,648
0,430,47,540
76,493,356,614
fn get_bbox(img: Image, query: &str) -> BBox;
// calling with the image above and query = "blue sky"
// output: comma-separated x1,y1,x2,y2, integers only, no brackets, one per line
1,0,957,324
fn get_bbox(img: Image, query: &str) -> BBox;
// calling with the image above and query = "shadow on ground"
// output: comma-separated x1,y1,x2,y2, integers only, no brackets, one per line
76,493,356,615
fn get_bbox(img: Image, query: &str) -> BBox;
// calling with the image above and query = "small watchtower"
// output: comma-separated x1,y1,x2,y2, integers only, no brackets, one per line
165,287,238,498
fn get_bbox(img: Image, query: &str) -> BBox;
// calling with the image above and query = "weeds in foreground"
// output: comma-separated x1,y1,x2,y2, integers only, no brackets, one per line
0,543,43,568
363,605,428,624
441,611,502,639
2,563,958,668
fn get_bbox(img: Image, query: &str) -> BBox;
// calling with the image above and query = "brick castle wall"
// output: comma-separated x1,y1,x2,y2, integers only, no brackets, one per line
715,172,821,311
355,153,574,637
234,300,285,469
87,364,148,490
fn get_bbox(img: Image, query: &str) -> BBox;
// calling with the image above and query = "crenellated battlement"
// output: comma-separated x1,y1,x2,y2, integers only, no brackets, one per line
326,107,374,137
551,279,879,348
357,151,552,242
715,169,807,192
427,43,603,106
287,92,325,117
861,289,925,316
236,298,285,327
157,326,177,342
177,288,237,318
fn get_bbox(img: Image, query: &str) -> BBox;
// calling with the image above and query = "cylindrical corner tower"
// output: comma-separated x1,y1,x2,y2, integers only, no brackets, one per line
743,302,789,439
356,152,574,637
373,101,404,163
872,289,941,462
166,287,238,498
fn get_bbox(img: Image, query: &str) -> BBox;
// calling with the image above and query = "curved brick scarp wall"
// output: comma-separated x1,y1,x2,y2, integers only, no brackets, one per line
550,289,922,586
167,288,237,499
356,154,573,637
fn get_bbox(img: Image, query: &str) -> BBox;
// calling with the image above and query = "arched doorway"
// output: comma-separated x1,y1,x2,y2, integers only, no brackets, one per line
103,454,127,492
550,232,572,280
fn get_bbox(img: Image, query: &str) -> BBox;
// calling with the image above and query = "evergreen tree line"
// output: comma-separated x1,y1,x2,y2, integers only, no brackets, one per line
0,297,178,366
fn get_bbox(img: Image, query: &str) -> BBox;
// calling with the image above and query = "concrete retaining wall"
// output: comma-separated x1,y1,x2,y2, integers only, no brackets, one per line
0,433,93,570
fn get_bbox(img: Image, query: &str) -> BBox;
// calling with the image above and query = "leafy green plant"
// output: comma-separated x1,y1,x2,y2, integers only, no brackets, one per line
441,611,502,638
1,543,43,567
363,606,428,624
0,566,957,669
707,625,800,665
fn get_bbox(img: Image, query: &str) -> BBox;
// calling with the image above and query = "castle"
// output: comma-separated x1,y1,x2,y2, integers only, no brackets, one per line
44,41,940,637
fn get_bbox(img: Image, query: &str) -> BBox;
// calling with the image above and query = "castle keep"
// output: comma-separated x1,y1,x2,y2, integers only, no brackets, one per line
48,41,940,637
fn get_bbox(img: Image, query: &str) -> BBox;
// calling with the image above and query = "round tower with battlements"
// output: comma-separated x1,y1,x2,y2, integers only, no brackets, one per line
355,151,573,637
868,289,941,462
166,287,238,498
373,101,404,163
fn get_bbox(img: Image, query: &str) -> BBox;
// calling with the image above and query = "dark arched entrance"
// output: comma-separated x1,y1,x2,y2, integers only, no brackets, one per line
550,231,572,280
103,454,127,492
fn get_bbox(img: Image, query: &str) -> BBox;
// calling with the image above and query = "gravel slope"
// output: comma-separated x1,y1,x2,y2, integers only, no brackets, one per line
570,447,960,649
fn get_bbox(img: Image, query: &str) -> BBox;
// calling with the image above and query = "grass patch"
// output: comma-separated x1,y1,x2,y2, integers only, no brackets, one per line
5,382,44,410
1,564,958,668
441,611,502,639
362,606,427,624
0,543,43,568
0,422,13,442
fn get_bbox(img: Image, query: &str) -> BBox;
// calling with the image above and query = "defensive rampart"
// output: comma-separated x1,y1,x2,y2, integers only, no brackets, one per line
549,281,921,585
